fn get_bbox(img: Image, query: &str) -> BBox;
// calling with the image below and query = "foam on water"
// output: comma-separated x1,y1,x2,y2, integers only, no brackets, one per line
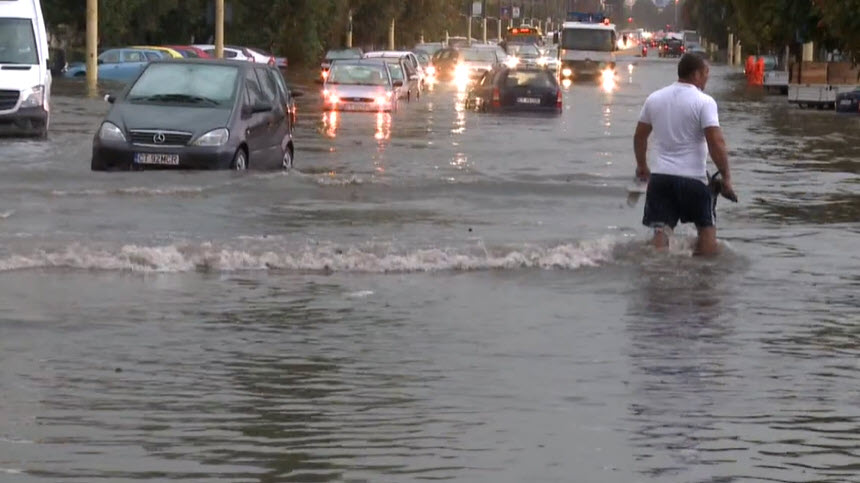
0,238,620,273
50,186,206,197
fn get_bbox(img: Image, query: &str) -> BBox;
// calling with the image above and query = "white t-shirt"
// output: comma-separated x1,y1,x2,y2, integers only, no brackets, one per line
638,82,720,181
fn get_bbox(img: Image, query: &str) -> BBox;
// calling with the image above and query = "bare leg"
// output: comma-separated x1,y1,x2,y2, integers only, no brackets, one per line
694,226,719,256
652,227,670,250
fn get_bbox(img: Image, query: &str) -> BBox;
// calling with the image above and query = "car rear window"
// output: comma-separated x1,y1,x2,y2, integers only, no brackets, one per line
505,70,556,88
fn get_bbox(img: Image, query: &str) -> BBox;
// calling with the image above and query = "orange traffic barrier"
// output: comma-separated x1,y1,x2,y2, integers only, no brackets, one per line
745,56,755,84
755,57,765,85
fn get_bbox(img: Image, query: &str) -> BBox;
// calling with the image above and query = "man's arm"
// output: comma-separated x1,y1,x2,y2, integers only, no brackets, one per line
634,122,652,181
704,126,737,201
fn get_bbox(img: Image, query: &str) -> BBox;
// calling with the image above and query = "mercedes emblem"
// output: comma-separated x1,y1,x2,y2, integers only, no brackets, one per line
153,132,166,144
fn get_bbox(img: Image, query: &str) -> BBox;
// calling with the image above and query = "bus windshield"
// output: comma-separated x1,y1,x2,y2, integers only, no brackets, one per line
561,29,614,52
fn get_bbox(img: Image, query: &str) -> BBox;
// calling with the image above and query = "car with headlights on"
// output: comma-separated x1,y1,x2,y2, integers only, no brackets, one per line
432,47,499,84
320,48,363,81
322,59,398,112
466,66,561,114
505,43,541,68
537,46,560,71
92,59,295,171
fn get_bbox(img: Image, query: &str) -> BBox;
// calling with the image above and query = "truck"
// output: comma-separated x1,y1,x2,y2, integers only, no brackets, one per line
559,17,618,80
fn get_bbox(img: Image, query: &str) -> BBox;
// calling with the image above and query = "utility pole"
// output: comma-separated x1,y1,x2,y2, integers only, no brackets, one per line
85,0,97,97
673,0,679,31
481,0,487,43
215,0,224,59
389,17,395,50
346,9,353,48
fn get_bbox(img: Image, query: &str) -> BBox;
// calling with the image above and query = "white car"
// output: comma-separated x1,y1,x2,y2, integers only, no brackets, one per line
0,0,51,137
192,44,254,62
364,51,427,90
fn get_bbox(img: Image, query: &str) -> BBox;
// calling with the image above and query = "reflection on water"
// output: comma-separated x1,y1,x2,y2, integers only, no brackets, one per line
321,111,338,138
452,90,467,134
375,112,391,142
600,68,618,94
561,78,572,89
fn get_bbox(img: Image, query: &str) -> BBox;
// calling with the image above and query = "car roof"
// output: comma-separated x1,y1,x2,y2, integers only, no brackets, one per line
329,58,390,67
146,58,254,69
364,51,412,57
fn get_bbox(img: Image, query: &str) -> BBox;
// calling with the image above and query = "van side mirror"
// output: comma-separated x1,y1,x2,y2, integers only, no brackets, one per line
104,94,116,104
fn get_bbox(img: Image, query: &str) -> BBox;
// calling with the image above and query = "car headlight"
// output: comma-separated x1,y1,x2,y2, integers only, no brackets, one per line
505,57,520,68
193,128,229,147
98,122,126,142
537,57,548,66
426,65,436,76
562,67,573,77
20,85,45,108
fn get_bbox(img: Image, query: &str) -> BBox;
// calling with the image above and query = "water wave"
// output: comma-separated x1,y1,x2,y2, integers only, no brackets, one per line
50,186,205,197
0,239,618,273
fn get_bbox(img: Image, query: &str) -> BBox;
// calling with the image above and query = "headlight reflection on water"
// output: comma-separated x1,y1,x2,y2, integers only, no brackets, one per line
600,68,617,93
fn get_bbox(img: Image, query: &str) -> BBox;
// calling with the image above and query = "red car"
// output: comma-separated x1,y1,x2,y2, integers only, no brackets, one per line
165,45,212,59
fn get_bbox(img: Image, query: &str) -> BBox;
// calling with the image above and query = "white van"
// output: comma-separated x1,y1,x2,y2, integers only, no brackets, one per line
559,20,618,80
0,0,51,137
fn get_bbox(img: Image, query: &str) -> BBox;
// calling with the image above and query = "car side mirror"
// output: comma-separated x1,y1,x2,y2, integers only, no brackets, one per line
290,90,304,98
252,101,273,114
104,94,116,104
393,80,403,87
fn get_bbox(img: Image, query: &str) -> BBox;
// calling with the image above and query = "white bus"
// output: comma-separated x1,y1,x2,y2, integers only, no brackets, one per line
0,0,51,137
559,20,618,80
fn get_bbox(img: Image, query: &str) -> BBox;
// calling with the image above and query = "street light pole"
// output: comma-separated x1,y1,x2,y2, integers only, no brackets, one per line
215,0,224,59
674,0,679,31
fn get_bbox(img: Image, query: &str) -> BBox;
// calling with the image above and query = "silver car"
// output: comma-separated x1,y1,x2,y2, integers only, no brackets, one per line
322,60,398,112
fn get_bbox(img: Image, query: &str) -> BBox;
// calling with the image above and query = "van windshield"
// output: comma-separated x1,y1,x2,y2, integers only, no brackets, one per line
562,29,614,52
0,18,38,65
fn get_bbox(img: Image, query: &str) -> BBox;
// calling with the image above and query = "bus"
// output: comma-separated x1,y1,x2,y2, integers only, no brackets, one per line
505,26,544,47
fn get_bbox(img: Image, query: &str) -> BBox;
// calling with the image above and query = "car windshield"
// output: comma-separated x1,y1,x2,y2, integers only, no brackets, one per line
0,18,38,65
326,49,362,60
508,44,540,56
415,52,431,65
461,49,496,62
505,70,557,89
328,64,389,86
562,29,614,52
127,63,239,107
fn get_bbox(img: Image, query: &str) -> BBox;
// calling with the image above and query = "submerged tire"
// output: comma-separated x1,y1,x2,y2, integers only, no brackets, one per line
231,148,247,170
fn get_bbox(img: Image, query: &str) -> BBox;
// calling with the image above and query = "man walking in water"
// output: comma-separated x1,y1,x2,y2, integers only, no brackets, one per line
633,53,737,256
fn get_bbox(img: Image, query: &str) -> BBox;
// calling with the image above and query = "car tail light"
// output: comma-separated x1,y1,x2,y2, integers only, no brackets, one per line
556,89,562,109
680,46,686,52
492,87,500,108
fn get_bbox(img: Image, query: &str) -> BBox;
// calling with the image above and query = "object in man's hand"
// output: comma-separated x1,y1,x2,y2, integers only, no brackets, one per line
709,171,738,203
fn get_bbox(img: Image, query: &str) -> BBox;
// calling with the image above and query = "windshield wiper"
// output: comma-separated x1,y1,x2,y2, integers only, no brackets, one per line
130,94,220,105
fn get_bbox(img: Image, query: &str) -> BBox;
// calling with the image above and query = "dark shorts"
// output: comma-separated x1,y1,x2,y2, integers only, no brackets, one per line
643,173,715,229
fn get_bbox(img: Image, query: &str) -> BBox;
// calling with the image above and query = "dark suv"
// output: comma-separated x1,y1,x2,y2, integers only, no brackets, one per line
659,39,685,58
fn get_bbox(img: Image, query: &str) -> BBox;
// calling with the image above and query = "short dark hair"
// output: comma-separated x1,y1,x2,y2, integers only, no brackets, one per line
677,53,708,80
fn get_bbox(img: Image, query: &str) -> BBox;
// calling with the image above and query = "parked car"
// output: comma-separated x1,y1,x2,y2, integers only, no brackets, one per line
193,44,254,62
0,0,52,137
364,51,425,91
165,45,212,59
836,88,860,113
92,59,295,171
132,45,184,58
322,59,398,112
65,48,166,82
466,66,561,114
320,48,363,81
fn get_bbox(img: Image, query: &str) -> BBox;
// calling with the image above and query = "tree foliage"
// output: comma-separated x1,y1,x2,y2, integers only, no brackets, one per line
41,0,471,63
683,0,858,60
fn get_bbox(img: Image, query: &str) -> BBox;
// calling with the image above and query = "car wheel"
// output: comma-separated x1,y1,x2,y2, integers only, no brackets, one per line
281,146,293,170
231,148,247,170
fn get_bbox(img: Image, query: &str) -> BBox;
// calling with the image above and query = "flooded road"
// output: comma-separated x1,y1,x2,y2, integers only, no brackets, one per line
1,55,859,482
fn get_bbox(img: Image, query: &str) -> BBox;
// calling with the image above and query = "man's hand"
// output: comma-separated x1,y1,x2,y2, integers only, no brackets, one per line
720,177,738,202
635,164,650,182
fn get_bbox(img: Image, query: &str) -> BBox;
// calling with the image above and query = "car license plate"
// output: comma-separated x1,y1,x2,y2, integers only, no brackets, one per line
839,99,853,106
134,153,180,166
517,97,541,105
341,103,369,112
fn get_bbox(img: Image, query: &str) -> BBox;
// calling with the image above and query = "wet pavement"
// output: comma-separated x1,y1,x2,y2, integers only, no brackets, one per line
0,54,858,482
